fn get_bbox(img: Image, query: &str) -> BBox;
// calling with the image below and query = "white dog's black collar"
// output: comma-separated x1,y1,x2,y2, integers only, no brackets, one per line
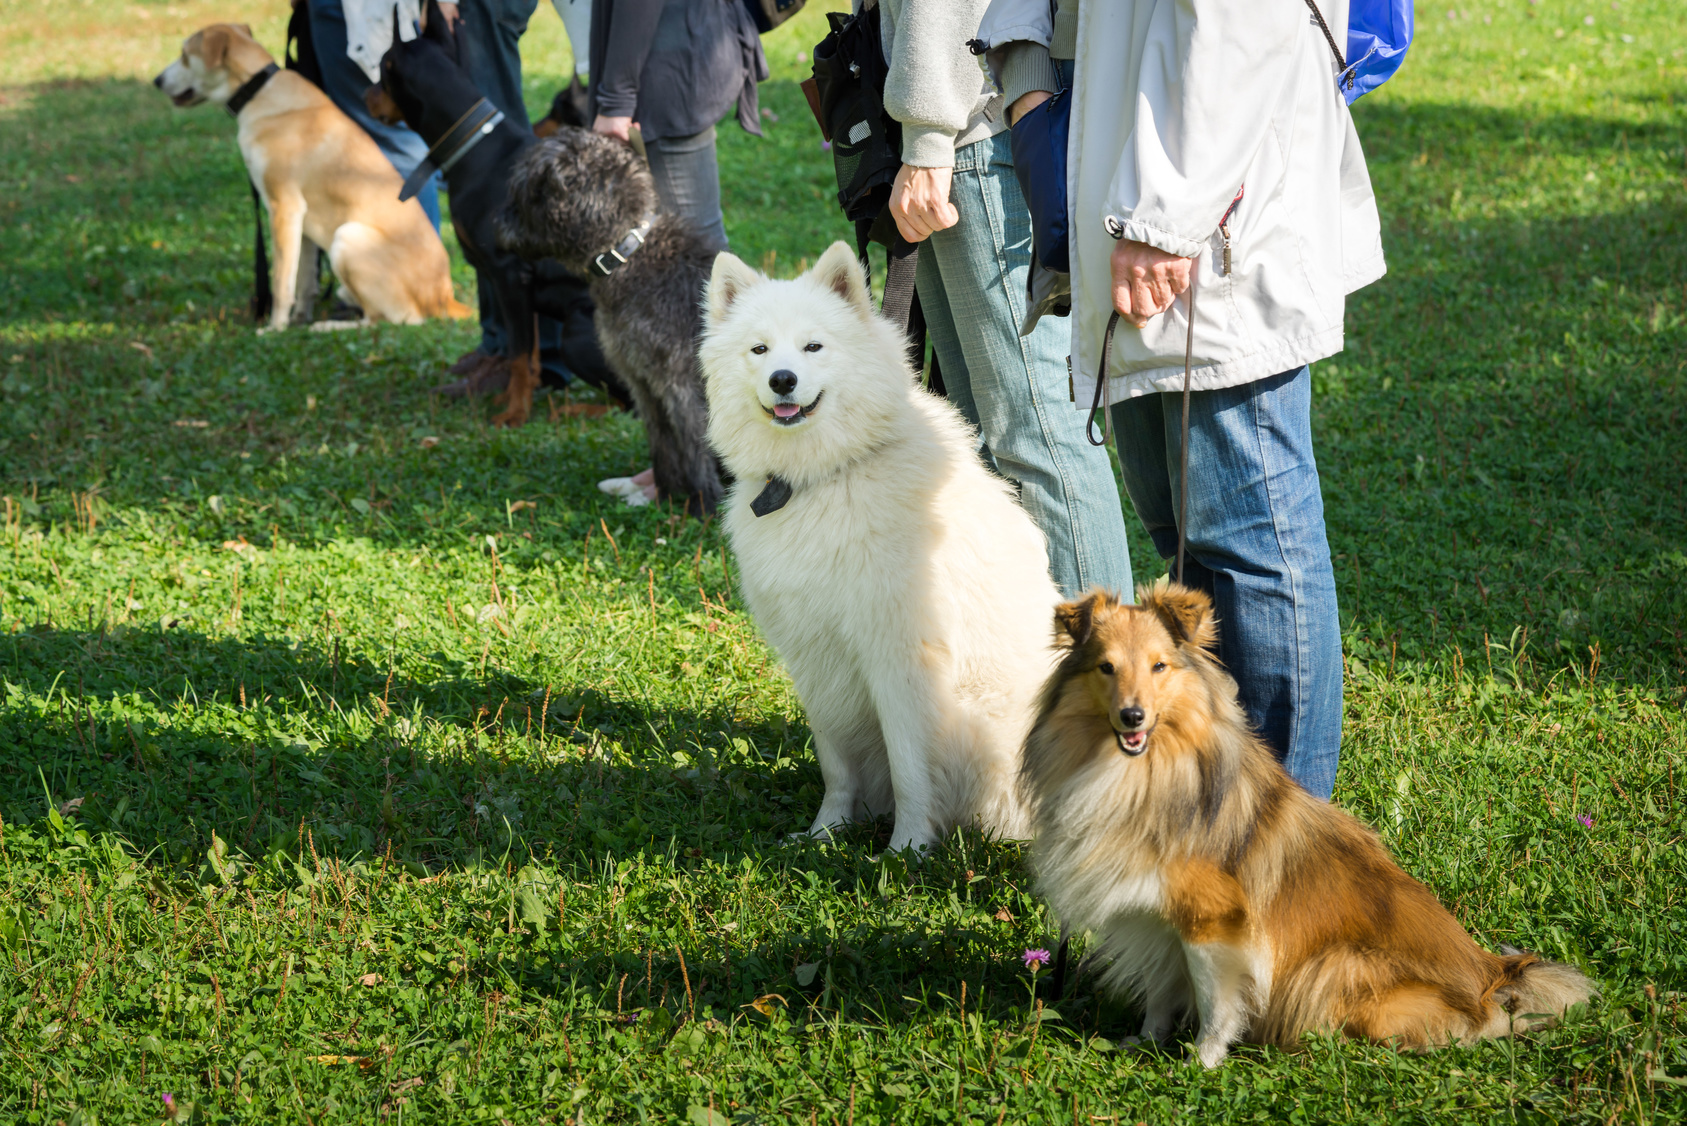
225,63,279,117
588,217,654,278
750,475,793,517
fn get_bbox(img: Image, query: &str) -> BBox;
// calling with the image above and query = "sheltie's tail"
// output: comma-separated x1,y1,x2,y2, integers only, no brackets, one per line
1491,946,1596,1032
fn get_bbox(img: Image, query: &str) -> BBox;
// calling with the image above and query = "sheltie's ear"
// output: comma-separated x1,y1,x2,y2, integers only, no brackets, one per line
1139,582,1218,651
1053,589,1113,649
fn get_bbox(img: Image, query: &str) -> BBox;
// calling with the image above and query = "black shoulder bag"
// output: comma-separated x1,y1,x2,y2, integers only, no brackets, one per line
805,6,942,394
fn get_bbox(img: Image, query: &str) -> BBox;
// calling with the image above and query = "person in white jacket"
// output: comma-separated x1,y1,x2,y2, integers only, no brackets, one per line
977,0,1388,801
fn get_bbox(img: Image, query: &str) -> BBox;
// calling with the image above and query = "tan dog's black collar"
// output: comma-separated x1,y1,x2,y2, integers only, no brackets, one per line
225,62,279,117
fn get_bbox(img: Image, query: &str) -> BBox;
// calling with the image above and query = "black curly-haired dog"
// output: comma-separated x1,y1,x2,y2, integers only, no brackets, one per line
366,3,629,426
497,127,723,514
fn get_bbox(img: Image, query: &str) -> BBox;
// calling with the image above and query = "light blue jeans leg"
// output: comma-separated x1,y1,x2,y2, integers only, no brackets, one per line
915,131,1133,600
645,126,729,253
1108,366,1342,799
307,0,440,231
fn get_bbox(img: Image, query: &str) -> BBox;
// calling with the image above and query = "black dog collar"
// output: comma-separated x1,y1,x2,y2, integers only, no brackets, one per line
225,62,279,117
588,216,654,278
750,475,793,517
399,97,505,201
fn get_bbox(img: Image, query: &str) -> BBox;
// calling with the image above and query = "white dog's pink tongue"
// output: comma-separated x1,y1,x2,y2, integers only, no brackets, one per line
773,402,800,419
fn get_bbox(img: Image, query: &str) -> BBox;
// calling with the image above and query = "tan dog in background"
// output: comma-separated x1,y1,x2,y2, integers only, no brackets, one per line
1022,583,1593,1066
154,23,471,329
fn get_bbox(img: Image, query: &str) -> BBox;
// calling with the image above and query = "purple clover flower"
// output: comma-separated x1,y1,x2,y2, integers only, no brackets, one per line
1022,948,1050,969
1577,814,1594,828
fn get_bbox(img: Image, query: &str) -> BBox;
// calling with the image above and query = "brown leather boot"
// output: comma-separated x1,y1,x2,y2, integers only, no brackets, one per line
433,353,510,398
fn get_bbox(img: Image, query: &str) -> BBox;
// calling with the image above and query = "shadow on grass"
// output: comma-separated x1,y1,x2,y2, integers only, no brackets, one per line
1,625,1110,1030
1,623,823,869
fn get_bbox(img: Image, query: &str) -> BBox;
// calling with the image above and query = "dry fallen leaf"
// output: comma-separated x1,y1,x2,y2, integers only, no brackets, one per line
359,973,383,987
313,1055,375,1069
994,907,1014,923
128,340,154,359
744,993,786,1018
389,1077,423,1094
419,436,440,448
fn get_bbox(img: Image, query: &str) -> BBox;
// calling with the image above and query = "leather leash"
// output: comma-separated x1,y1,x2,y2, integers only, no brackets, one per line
1086,270,1198,583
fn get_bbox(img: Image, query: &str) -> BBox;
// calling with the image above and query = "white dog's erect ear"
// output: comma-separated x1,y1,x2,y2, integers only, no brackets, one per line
705,252,763,326
809,240,871,316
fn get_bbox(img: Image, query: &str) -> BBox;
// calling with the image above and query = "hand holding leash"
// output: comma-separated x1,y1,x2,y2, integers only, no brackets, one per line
1110,239,1193,328
592,114,634,145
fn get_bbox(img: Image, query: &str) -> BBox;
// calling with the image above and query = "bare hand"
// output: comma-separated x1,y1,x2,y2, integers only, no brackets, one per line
435,1,460,31
1111,240,1194,328
1007,89,1051,126
592,115,633,144
889,165,958,243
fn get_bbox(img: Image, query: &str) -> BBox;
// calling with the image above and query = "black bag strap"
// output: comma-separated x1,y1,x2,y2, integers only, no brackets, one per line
285,1,324,88
249,181,272,324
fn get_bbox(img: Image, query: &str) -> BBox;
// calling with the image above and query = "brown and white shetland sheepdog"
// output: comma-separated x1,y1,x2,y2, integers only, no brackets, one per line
1021,583,1594,1067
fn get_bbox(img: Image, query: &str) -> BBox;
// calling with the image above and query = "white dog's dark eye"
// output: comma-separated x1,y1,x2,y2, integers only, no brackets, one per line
1097,661,1114,675
803,341,823,352
1153,661,1167,672
751,344,768,355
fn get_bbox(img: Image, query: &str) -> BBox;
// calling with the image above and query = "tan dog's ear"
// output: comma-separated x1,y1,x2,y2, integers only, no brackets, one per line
199,26,231,69
1139,582,1218,651
1053,589,1113,649
234,23,254,38
809,240,871,317
705,251,763,327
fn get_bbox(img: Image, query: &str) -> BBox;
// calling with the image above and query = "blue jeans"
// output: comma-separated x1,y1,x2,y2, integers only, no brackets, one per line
916,130,1133,600
646,127,729,253
1108,366,1342,799
308,0,441,231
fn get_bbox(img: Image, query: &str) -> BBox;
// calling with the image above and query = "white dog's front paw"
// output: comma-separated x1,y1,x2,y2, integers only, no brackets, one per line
597,477,653,507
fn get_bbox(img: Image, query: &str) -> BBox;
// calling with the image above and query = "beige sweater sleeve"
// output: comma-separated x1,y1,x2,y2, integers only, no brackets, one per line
879,0,1000,168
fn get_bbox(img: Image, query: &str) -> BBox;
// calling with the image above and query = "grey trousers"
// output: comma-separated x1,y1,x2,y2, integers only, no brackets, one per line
645,126,728,253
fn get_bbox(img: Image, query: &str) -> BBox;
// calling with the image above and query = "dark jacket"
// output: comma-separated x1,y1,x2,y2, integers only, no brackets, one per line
588,0,768,140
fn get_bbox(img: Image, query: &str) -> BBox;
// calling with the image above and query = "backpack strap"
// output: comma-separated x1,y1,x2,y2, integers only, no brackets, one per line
248,180,272,324
1303,0,1356,91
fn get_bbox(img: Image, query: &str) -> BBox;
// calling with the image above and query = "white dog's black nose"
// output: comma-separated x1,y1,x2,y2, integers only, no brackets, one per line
153,74,164,88
1120,706,1145,729
768,369,798,395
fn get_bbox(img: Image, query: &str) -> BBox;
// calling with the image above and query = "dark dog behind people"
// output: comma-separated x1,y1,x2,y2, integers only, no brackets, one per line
497,128,724,514
366,3,629,425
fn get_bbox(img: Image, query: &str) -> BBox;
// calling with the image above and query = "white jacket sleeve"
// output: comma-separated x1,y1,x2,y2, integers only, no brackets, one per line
1105,0,1309,258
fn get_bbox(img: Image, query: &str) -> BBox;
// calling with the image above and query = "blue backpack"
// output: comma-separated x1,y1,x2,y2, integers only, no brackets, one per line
1306,0,1416,105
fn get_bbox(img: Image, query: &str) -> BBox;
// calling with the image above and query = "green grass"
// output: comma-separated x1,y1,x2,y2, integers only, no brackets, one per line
1,0,1685,1122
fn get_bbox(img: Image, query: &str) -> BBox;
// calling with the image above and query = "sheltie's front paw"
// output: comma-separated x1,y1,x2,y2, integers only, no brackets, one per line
1195,1037,1231,1068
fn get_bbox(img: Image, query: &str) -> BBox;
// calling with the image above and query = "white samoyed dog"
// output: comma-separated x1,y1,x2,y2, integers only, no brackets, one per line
700,241,1063,852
